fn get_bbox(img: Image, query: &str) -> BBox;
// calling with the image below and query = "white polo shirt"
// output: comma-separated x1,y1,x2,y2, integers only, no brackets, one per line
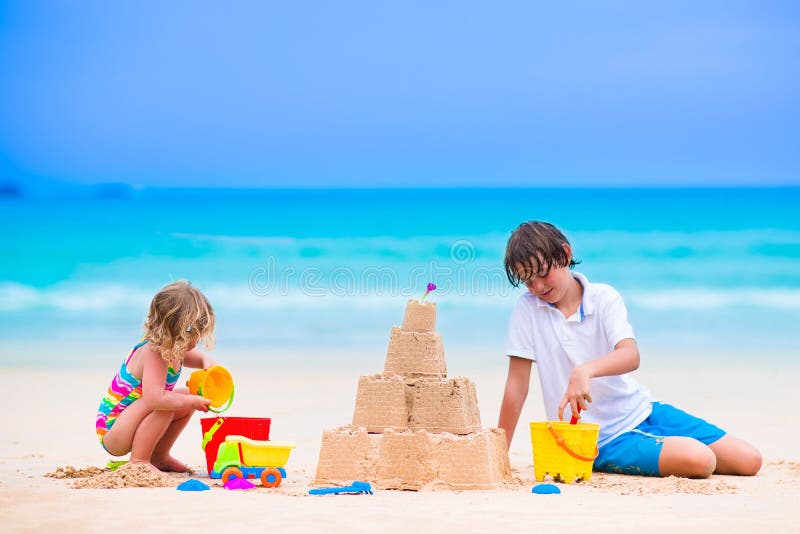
506,272,652,447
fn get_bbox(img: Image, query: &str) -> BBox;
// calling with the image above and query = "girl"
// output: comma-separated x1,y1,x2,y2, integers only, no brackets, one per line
96,281,218,472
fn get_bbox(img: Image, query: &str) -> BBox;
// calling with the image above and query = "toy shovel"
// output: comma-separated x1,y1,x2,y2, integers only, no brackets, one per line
569,404,583,425
308,481,373,495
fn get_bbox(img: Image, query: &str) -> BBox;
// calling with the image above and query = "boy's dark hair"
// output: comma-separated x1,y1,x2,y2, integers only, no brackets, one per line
504,221,580,287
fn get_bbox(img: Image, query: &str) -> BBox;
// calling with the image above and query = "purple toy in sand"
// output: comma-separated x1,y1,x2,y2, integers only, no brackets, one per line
224,477,256,491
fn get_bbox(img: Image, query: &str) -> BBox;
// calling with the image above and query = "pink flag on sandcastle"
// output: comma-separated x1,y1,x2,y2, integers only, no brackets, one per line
421,282,436,301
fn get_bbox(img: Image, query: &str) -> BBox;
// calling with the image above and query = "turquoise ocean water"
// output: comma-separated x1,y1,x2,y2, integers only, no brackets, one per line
2,187,799,367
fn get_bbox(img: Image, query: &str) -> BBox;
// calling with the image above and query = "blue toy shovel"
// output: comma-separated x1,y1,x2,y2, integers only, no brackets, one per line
309,481,373,495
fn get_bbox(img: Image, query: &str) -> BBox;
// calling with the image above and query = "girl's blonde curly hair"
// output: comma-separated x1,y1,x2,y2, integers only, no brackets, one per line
143,281,215,363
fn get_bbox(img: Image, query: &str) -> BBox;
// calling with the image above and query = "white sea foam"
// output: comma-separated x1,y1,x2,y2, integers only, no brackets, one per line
170,229,800,256
627,289,800,310
0,282,153,312
2,282,799,313
168,232,510,259
169,233,299,246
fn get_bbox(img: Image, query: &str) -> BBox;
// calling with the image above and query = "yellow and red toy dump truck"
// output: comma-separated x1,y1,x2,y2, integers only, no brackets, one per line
201,417,295,488
212,435,296,487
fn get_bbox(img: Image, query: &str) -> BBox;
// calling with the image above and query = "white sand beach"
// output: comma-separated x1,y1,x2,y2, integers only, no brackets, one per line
1,350,798,532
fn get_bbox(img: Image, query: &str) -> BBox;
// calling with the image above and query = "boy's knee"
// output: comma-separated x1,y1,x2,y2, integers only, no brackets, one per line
737,448,762,476
687,446,717,478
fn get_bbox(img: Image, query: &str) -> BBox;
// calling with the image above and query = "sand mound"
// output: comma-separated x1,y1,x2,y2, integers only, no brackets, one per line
72,463,173,489
770,460,800,487
586,473,739,495
46,465,108,479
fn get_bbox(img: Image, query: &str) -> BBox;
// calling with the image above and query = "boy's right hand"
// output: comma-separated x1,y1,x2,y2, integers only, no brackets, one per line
559,365,593,421
191,395,212,412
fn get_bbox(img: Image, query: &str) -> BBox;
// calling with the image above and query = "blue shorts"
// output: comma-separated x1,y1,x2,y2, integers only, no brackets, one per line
594,401,726,476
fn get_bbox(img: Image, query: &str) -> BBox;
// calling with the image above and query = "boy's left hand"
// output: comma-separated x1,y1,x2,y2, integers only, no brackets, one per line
558,365,593,421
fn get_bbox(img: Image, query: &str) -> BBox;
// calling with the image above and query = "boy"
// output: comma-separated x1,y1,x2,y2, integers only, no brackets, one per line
497,221,761,478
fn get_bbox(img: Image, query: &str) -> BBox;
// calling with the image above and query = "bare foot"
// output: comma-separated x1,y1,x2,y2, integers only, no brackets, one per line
129,459,162,475
151,455,193,473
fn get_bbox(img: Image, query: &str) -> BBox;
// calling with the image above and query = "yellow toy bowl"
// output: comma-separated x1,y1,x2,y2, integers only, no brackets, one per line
530,421,600,483
187,365,234,413
227,436,296,468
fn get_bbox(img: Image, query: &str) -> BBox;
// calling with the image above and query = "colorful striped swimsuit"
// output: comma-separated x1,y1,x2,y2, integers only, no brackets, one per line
95,339,182,445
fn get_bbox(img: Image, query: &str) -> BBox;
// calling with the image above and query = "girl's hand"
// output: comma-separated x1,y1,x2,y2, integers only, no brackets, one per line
191,395,212,413
202,355,217,370
558,365,593,421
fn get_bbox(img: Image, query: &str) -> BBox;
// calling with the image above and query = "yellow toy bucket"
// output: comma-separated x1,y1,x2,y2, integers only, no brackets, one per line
187,365,234,413
530,421,600,483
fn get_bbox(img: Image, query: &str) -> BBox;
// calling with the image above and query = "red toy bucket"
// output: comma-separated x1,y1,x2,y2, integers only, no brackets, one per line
200,417,271,475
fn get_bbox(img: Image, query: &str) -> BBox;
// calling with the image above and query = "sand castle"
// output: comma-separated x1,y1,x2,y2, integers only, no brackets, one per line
314,299,511,490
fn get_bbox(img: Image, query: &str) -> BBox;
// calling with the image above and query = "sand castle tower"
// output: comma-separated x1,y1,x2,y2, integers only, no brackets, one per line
314,298,511,490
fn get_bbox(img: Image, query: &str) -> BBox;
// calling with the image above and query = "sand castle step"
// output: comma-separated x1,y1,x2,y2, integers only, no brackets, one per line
384,327,446,377
314,426,510,491
352,373,482,434
402,299,437,332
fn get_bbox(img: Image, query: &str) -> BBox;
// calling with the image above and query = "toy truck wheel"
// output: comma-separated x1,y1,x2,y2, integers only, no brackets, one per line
260,467,282,488
221,467,244,485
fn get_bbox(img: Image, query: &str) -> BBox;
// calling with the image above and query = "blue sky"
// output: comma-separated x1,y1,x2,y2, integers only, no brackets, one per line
1,1,798,188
